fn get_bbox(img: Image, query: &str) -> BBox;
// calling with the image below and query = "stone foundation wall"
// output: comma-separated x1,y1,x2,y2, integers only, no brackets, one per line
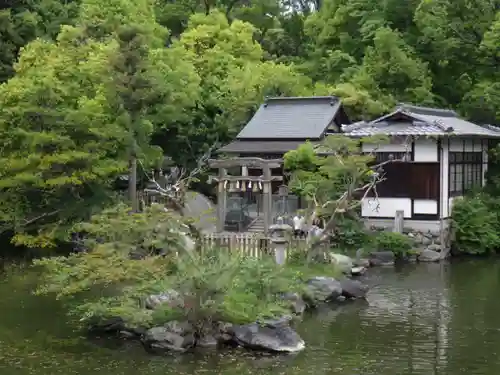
370,225,450,254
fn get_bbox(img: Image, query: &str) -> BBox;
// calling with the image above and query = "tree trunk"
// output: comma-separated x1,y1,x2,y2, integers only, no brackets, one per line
129,156,138,212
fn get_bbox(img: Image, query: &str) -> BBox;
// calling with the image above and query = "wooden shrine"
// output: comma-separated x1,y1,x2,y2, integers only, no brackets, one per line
208,157,283,234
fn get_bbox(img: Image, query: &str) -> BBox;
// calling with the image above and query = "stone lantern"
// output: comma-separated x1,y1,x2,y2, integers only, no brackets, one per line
269,217,292,265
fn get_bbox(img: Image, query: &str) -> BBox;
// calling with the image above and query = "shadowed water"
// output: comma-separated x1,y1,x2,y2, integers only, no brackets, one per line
1,260,500,374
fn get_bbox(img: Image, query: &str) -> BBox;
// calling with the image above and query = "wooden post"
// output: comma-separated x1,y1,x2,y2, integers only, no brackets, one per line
216,168,227,233
263,165,272,236
393,210,404,233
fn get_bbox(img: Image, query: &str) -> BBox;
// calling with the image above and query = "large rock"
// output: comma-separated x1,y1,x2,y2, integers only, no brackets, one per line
279,292,306,315
351,266,367,276
427,243,441,252
231,316,305,353
88,316,125,334
368,251,395,266
339,278,369,299
329,253,354,274
142,321,195,353
214,321,235,344
418,249,441,262
353,258,370,268
181,191,216,233
87,317,146,339
196,332,219,348
145,290,184,310
304,276,343,305
196,321,235,348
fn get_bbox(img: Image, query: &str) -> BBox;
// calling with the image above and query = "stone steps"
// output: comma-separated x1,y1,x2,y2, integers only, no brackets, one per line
247,217,265,233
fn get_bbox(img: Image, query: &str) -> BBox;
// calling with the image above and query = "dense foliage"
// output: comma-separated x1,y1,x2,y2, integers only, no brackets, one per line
284,134,389,257
0,0,499,248
373,231,414,259
451,194,500,255
34,203,313,330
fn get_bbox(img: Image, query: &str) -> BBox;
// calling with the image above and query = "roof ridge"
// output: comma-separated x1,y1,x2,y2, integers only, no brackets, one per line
264,96,338,103
397,103,458,118
378,107,455,132
237,96,346,139
341,121,367,132
484,124,500,133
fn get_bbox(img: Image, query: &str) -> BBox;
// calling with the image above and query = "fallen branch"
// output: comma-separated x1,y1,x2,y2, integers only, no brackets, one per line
138,145,216,213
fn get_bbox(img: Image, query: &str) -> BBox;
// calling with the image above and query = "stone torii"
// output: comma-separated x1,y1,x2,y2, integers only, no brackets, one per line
208,157,283,235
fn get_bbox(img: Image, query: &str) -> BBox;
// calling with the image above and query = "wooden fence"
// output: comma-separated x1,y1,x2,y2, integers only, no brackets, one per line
201,233,271,257
200,233,317,258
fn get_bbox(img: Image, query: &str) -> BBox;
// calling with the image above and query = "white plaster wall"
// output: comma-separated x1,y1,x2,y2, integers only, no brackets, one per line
361,137,490,223
414,199,438,214
361,197,412,218
448,138,484,152
414,138,438,162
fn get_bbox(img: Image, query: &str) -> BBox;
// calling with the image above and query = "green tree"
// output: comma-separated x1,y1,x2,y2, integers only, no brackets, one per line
460,12,500,124
0,30,124,248
350,27,435,106
284,134,392,258
0,0,80,83
34,203,305,331
154,10,313,167
414,0,498,108
33,203,191,326
0,0,200,248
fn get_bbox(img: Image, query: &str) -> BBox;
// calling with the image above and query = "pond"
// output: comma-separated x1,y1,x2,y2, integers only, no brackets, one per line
1,260,500,375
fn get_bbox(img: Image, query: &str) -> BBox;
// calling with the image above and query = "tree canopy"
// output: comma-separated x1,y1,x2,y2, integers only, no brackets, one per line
0,0,498,248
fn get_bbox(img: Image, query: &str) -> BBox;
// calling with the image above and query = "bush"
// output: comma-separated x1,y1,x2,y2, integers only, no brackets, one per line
374,231,413,258
152,248,304,330
331,216,370,251
34,204,308,333
451,194,500,255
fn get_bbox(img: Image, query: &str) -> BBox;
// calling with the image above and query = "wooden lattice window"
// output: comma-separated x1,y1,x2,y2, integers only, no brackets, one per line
449,152,483,197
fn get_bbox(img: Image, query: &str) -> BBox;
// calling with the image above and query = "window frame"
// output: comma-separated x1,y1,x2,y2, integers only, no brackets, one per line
448,151,483,197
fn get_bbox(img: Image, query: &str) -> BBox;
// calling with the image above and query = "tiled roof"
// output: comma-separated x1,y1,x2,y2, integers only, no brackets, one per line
342,104,500,138
236,96,343,140
218,140,313,154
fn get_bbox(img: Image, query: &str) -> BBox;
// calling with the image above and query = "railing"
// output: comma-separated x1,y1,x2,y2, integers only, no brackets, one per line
201,233,271,257
200,233,328,259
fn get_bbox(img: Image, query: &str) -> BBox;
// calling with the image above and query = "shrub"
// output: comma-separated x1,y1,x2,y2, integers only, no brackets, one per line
374,231,413,258
35,204,307,333
331,216,371,251
451,194,500,255
155,248,303,329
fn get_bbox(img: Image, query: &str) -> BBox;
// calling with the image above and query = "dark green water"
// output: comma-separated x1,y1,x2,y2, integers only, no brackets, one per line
1,260,500,375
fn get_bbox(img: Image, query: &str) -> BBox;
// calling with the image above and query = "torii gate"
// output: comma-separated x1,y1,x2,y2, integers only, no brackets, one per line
208,157,284,235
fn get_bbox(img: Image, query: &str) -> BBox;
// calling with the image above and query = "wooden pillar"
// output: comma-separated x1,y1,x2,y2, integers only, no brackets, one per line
263,165,272,236
216,168,227,233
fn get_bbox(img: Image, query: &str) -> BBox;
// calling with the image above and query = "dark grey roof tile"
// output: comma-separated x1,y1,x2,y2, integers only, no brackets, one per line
236,96,342,140
343,104,500,138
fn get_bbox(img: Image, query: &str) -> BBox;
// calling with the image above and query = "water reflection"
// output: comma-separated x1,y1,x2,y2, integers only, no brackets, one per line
2,260,500,374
